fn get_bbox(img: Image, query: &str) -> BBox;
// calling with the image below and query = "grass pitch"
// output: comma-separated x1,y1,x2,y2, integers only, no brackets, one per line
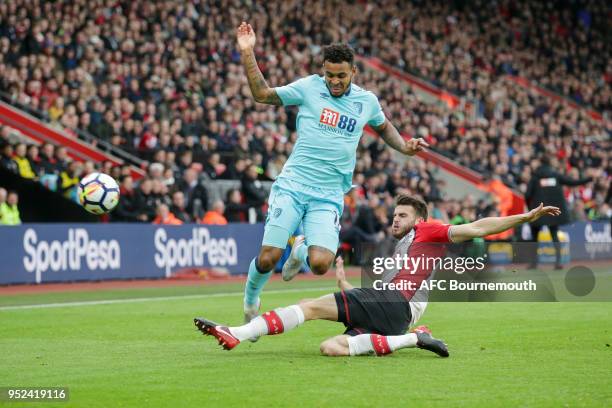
1,277,611,407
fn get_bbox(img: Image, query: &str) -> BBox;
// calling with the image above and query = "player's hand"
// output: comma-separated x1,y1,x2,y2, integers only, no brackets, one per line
403,138,429,156
524,203,561,223
237,22,256,51
335,256,346,281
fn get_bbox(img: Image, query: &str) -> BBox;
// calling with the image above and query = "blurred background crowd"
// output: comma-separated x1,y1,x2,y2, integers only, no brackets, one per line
0,0,609,244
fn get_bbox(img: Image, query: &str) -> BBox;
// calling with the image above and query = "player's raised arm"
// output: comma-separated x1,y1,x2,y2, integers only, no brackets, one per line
236,22,282,105
371,119,429,156
449,203,561,243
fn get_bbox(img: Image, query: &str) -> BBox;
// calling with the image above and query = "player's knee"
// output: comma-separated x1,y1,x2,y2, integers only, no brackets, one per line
258,247,282,271
298,300,316,319
308,253,333,275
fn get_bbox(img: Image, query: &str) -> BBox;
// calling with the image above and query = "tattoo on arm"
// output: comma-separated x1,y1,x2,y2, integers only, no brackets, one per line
374,120,406,153
241,49,282,105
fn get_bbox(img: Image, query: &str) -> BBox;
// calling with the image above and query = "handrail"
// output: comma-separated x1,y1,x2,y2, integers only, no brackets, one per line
357,56,465,110
0,91,147,169
505,75,604,122
0,93,146,179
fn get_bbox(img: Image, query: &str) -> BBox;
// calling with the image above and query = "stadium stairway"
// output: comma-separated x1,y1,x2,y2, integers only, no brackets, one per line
0,98,146,180
358,58,525,215
359,55,605,123
505,75,604,122
357,56,466,111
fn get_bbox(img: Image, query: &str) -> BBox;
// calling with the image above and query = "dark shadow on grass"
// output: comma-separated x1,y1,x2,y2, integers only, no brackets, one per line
189,344,452,361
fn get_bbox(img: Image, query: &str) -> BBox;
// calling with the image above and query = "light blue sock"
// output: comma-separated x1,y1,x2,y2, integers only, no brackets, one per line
296,242,309,268
244,257,272,307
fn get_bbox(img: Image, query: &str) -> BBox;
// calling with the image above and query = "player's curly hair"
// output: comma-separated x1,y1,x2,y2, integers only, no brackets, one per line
323,43,355,65
395,194,428,220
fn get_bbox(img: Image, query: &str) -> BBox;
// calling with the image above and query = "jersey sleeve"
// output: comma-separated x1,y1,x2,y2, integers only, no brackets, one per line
414,222,452,243
367,94,386,127
274,76,312,106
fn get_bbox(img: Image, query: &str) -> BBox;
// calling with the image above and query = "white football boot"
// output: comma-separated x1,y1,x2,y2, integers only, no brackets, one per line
282,235,305,282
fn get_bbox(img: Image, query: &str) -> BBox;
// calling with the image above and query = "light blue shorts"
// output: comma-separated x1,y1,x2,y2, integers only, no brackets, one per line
262,178,343,254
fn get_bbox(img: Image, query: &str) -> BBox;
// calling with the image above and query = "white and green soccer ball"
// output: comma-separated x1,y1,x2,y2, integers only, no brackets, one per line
77,172,120,215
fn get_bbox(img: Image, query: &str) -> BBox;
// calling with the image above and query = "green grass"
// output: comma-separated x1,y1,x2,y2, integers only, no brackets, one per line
1,279,611,407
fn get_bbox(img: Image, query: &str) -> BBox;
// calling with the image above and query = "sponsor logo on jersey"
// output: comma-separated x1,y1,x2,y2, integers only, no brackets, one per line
320,108,340,126
319,108,358,134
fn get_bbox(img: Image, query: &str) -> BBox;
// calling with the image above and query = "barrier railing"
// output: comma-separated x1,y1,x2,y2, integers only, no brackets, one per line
0,93,146,179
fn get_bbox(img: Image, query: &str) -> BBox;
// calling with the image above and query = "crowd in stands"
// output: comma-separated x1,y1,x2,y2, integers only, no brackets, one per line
357,0,611,116
357,0,610,221
0,187,21,225
0,0,609,240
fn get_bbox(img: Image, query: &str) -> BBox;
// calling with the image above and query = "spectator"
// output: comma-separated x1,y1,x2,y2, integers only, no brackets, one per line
202,153,225,180
90,110,114,142
26,144,42,177
351,195,387,241
0,143,18,174
39,143,58,175
0,188,6,218
0,190,21,225
176,168,209,219
59,161,82,200
339,195,388,263
170,190,192,223
111,175,140,222
201,200,228,225
54,146,70,173
525,156,592,269
224,189,249,223
241,164,268,222
221,158,248,180
177,150,194,174
133,178,157,222
153,203,183,225
148,162,165,181
48,97,64,122
13,143,36,180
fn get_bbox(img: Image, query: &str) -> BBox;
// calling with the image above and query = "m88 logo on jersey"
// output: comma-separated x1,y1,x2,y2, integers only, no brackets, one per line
320,108,357,132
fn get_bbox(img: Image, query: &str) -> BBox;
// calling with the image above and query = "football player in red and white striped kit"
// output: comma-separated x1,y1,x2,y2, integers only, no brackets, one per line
195,195,559,357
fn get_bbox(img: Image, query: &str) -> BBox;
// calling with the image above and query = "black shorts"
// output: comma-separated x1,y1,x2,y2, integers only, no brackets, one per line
334,288,412,336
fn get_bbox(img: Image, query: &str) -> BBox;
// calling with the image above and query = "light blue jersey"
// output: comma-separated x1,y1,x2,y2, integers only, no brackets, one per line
244,75,386,308
275,75,386,193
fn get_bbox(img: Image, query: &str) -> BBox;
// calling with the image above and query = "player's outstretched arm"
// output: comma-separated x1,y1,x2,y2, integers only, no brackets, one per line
335,256,354,291
371,119,429,156
449,203,561,243
236,22,282,105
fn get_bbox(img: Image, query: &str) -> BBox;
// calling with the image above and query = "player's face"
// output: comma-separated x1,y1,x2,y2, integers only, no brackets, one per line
323,61,356,97
391,205,422,239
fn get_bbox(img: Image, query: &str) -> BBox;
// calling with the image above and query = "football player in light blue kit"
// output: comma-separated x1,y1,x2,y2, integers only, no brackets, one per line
237,22,428,325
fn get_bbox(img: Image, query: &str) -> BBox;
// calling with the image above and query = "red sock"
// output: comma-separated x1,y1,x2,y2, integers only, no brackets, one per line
261,310,285,335
370,334,392,356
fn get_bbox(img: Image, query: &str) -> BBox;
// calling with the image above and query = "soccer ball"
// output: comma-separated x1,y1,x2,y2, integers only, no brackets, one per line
77,172,120,215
